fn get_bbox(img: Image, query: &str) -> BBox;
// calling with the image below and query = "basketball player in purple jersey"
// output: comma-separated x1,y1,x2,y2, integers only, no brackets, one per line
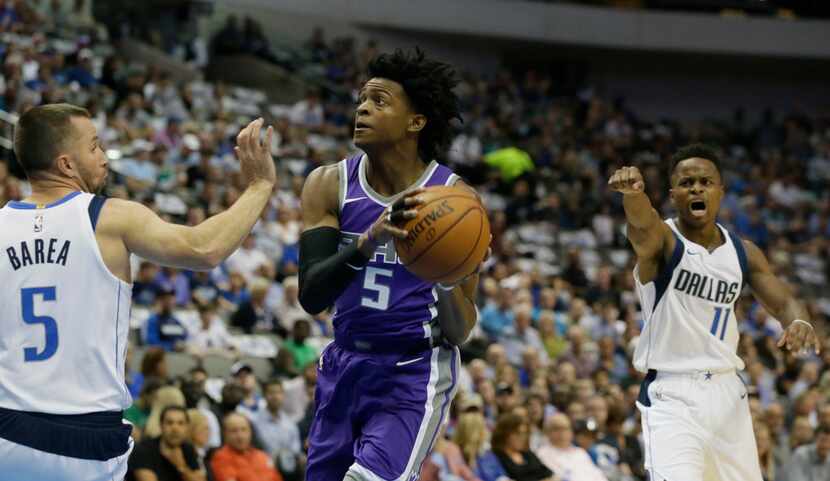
298,49,481,481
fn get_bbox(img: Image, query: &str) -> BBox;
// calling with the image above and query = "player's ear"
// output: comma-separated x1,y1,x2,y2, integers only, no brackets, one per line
408,114,426,134
54,154,76,178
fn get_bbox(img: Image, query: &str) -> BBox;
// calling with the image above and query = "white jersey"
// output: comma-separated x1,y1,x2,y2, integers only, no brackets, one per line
0,191,132,414
633,219,748,373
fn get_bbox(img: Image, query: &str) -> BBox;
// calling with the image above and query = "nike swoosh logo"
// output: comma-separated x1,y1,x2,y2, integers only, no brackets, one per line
741,392,747,399
686,249,699,255
396,356,424,367
343,197,368,205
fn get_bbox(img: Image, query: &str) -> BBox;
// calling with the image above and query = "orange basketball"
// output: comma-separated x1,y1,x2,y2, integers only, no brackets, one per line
396,185,490,285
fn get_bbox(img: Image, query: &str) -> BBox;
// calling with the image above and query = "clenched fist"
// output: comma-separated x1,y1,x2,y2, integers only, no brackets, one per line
608,166,645,194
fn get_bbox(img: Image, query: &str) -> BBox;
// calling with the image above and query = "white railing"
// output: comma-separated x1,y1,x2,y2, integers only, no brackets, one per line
0,109,19,151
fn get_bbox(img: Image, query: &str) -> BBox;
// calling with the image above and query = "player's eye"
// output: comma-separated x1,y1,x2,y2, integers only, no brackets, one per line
375,96,385,106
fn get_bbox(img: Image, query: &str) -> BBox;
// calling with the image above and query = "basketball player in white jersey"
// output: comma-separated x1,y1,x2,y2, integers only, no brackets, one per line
609,143,821,481
0,103,276,481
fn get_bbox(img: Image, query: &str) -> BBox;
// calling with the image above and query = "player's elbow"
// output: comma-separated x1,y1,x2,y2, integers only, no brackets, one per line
298,281,327,315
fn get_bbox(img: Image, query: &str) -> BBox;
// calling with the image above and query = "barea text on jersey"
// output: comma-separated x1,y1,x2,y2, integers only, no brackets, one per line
5,238,71,271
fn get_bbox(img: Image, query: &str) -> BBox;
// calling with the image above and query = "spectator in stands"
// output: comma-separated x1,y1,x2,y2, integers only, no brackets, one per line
126,378,165,441
790,416,816,453
289,89,324,131
226,235,270,283
598,404,644,480
231,363,264,416
145,288,189,351
134,261,161,306
422,424,480,481
480,285,513,340
251,379,303,480
128,406,205,481
231,277,276,334
273,275,308,333
282,361,316,424
211,15,243,57
211,413,283,481
145,386,188,439
536,413,607,481
755,420,777,481
281,319,317,372
499,304,547,367
131,347,169,397
188,303,236,355
187,408,211,463
181,370,222,449
778,424,830,481
491,412,554,480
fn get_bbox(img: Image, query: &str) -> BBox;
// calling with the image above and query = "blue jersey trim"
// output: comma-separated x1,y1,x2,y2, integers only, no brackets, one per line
652,231,684,311
637,369,658,407
0,406,131,460
87,195,107,231
728,230,749,289
6,191,81,210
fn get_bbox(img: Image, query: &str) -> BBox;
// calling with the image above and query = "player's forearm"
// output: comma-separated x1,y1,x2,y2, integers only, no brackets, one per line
187,180,273,267
436,274,479,345
622,191,659,230
298,227,370,314
775,298,811,327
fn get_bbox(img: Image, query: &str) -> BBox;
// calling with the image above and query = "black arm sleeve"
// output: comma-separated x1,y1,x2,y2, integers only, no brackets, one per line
298,226,372,315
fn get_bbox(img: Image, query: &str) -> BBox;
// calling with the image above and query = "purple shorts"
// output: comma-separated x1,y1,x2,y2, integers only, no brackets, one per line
306,341,459,481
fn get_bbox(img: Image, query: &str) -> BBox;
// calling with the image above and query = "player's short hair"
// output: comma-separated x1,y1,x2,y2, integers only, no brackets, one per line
160,405,189,424
366,48,461,162
263,378,284,390
13,103,90,178
670,143,721,178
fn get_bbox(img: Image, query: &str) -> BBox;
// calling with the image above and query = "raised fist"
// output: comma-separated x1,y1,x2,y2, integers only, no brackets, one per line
608,166,645,194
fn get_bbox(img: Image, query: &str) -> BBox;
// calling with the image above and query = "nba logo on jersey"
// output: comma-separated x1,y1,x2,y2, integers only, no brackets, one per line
34,214,43,233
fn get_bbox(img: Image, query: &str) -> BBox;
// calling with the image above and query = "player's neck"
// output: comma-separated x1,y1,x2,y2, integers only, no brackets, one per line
676,219,722,251
364,146,426,197
25,176,84,204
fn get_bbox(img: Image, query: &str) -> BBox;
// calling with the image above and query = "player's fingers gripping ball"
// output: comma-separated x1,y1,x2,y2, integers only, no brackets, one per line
395,185,490,285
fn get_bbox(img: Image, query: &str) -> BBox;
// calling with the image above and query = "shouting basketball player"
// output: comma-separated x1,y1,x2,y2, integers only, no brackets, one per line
298,49,481,481
0,104,276,480
609,143,821,481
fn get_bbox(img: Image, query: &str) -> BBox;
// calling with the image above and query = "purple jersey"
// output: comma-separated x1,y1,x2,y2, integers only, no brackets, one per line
333,153,458,349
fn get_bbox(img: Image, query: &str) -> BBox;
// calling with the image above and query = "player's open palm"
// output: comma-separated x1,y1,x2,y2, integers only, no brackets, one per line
235,117,277,187
777,320,821,355
366,188,425,244
608,166,645,194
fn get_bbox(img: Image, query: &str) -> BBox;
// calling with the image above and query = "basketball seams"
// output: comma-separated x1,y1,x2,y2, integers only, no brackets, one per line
400,205,478,266
422,208,485,282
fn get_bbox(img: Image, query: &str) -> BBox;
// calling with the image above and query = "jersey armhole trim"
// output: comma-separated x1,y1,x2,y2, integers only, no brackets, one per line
87,195,107,232
337,158,348,215
652,231,684,309
728,230,749,289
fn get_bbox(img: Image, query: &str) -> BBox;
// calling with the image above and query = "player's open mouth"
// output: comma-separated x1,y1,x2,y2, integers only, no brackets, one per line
690,200,706,217
354,121,372,132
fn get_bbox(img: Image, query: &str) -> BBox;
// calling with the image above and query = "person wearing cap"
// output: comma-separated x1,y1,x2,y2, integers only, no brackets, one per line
231,362,264,417
144,287,189,351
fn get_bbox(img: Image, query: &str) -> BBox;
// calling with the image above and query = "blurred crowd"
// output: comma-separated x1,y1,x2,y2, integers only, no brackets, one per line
2,3,830,481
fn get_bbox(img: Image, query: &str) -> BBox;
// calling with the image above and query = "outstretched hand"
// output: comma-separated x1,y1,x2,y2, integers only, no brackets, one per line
234,117,277,187
777,320,821,355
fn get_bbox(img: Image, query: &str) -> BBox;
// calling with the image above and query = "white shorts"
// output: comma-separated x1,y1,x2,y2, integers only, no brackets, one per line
636,369,763,481
0,436,132,481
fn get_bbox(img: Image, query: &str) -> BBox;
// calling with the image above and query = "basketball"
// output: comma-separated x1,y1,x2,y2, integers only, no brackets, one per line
395,185,490,285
